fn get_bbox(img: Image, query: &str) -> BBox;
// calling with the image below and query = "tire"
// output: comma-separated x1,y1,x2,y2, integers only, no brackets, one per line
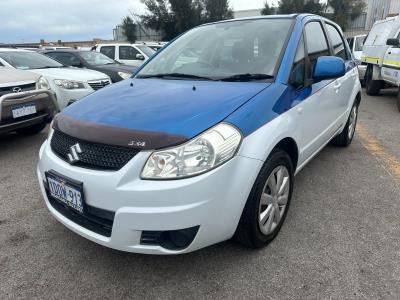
332,101,358,147
234,149,294,248
16,122,46,135
365,65,382,96
397,90,400,113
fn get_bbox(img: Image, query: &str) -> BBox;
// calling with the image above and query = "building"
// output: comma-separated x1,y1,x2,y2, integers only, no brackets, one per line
233,9,262,19
113,23,162,42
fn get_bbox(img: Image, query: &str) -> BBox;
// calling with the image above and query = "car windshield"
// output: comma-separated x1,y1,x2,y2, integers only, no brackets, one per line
79,51,116,65
137,18,293,81
136,45,156,57
0,51,63,70
354,36,365,51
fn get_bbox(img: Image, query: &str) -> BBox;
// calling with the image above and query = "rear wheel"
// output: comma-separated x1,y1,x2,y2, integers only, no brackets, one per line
365,65,382,96
235,149,294,248
332,101,358,147
397,89,400,112
16,122,46,135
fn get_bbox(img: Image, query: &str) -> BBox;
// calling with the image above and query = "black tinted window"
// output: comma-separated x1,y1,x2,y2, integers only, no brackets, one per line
100,46,115,59
119,46,140,60
290,35,306,88
46,52,81,66
305,22,329,74
326,23,347,60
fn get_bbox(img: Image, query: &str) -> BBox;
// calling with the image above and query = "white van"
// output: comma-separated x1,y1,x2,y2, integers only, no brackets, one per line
362,16,400,111
95,44,155,67
347,34,367,82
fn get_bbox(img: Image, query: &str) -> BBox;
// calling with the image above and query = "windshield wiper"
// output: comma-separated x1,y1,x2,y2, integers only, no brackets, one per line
137,73,215,81
219,73,274,82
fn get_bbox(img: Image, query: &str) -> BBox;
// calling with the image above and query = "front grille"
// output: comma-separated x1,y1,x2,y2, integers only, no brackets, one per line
45,188,114,237
50,130,140,171
0,82,36,97
88,79,111,91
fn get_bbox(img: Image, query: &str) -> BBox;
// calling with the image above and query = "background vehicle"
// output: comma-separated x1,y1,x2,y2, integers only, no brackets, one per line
362,16,400,111
140,42,167,51
37,15,361,255
0,49,112,110
42,50,136,82
347,34,367,83
0,68,56,134
94,43,155,67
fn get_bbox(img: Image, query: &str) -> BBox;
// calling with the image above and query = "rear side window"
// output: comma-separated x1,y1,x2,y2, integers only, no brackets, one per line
119,46,140,60
305,22,329,74
290,34,306,88
46,52,80,66
326,23,348,60
100,46,116,59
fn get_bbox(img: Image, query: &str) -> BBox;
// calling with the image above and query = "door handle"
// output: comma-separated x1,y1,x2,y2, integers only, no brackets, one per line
334,82,341,89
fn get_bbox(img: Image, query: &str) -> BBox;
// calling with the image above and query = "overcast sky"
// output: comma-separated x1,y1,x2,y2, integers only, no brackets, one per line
0,0,274,44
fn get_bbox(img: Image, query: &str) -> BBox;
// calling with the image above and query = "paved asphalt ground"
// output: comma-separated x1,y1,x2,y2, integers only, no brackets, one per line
0,89,399,299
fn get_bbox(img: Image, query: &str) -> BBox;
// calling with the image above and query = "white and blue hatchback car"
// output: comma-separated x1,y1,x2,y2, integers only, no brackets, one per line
37,14,361,254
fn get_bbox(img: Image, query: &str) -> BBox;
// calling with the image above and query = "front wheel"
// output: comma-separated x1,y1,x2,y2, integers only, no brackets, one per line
235,149,294,248
332,102,358,147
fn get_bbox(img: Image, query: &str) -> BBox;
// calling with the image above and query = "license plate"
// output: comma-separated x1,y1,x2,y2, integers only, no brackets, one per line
12,103,36,118
46,172,84,214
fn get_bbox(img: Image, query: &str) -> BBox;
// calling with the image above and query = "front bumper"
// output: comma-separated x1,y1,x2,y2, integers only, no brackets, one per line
0,89,57,133
37,139,263,254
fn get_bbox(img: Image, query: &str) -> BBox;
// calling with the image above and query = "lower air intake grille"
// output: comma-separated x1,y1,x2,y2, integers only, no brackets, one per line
50,130,140,171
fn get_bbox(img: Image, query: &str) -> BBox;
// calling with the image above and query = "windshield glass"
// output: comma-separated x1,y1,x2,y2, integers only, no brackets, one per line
136,45,156,57
137,18,293,80
354,36,366,51
0,51,63,69
79,51,116,65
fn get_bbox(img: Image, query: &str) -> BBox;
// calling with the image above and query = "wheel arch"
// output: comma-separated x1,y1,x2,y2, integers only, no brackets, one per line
272,137,299,171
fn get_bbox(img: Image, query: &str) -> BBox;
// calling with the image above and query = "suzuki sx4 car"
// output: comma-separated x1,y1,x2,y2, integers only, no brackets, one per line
37,14,361,255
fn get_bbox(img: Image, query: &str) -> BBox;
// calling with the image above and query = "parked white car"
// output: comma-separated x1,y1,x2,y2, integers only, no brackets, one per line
0,49,112,110
347,34,367,82
362,16,400,111
95,43,155,67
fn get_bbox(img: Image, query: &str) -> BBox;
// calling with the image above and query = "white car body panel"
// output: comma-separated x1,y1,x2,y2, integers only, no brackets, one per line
95,44,151,67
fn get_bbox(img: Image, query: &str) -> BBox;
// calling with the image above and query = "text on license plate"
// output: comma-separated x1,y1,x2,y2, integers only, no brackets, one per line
47,177,83,213
12,104,36,118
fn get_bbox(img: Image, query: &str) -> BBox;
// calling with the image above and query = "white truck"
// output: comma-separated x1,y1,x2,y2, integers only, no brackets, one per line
362,16,400,111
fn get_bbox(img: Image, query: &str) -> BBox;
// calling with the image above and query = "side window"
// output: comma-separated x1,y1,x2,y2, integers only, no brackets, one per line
305,21,330,76
47,52,80,66
326,23,348,60
290,34,306,88
119,46,140,60
100,46,115,59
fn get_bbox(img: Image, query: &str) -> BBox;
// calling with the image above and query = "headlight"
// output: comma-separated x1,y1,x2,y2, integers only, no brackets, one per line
118,72,132,79
141,123,242,180
37,76,50,90
54,79,85,89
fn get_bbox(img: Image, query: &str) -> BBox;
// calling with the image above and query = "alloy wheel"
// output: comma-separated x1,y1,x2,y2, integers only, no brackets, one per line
258,165,290,235
348,105,357,140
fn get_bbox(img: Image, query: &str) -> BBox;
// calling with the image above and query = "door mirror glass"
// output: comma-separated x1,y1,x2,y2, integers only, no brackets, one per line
386,38,400,47
313,56,345,82
136,53,145,60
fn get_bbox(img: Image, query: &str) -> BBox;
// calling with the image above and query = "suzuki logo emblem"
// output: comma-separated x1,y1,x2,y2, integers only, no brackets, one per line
12,87,22,93
67,143,82,164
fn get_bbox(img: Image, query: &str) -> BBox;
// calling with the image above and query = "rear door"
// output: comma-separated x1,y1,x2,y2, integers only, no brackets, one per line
99,46,116,60
325,22,357,113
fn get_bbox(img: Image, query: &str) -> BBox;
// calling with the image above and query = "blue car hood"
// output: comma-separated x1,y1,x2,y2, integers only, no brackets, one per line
55,78,270,149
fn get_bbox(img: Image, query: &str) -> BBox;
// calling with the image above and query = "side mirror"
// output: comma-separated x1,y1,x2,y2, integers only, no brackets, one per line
313,56,345,82
386,38,400,46
136,53,145,60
